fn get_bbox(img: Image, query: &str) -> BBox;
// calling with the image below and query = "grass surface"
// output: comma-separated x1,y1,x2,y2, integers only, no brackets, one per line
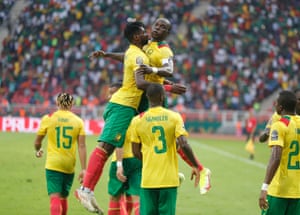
0,132,270,215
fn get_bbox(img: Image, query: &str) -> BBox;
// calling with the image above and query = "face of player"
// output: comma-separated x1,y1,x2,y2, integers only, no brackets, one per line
137,27,149,46
151,18,170,42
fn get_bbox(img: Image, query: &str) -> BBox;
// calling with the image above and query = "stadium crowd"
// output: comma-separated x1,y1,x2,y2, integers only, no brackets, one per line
0,0,15,25
1,0,300,112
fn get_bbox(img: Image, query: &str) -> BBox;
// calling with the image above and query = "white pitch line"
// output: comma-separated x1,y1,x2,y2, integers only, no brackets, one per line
189,140,267,169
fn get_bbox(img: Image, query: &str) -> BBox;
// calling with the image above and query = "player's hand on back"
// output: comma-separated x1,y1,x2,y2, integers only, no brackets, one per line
138,64,153,74
170,83,187,95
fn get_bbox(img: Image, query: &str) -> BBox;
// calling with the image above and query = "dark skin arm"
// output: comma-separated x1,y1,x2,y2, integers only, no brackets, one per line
258,145,282,210
163,79,174,85
138,63,173,78
89,50,124,62
177,135,198,167
132,142,142,160
177,135,200,187
34,135,45,157
135,69,186,94
77,135,87,183
259,129,269,143
89,50,173,77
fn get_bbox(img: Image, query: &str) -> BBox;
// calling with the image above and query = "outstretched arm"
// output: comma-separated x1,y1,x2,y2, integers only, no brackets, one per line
89,50,124,62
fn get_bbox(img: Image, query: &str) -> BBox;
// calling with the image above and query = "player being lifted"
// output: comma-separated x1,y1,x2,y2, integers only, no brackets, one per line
90,17,211,195
75,21,150,214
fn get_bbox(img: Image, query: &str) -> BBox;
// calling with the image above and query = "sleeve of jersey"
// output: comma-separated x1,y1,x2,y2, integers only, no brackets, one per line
161,46,173,57
174,113,188,138
268,121,286,147
160,47,173,65
37,115,48,136
134,52,150,70
265,112,280,130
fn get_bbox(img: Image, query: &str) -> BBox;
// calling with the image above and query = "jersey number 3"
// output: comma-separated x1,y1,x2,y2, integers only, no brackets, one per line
152,126,167,154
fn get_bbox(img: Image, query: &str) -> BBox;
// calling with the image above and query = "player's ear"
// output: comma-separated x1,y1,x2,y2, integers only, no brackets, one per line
276,105,283,114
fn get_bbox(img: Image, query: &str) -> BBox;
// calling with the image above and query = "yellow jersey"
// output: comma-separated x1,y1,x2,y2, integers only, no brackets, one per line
110,44,149,109
265,111,281,131
143,41,173,84
131,106,188,188
268,115,300,198
37,110,85,174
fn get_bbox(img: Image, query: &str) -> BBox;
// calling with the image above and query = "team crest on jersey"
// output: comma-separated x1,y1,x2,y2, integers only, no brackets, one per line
270,130,278,141
136,57,143,65
114,133,122,142
146,49,153,55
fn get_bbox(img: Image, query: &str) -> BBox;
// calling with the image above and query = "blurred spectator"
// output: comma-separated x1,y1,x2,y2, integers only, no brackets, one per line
0,0,15,25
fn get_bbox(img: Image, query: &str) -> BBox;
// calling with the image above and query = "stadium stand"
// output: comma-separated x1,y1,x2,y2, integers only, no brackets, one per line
0,0,300,115
0,0,15,25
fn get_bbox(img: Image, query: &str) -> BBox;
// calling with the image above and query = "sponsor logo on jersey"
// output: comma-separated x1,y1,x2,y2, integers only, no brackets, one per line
270,130,278,141
136,56,144,65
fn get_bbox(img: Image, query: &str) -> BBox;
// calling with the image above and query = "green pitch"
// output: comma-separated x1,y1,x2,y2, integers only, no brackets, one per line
0,132,270,215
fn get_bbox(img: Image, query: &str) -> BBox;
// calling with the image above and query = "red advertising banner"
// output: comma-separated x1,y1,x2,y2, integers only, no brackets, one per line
0,117,104,135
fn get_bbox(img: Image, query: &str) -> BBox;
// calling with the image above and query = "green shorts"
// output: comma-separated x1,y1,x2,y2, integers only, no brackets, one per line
108,157,142,197
261,195,300,215
99,102,137,147
45,169,74,197
140,187,177,215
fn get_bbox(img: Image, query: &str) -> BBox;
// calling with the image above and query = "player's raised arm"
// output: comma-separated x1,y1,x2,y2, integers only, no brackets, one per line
89,50,124,62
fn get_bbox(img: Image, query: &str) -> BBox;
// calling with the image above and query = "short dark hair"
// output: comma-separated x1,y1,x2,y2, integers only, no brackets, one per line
278,90,296,112
146,83,164,103
124,21,145,42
